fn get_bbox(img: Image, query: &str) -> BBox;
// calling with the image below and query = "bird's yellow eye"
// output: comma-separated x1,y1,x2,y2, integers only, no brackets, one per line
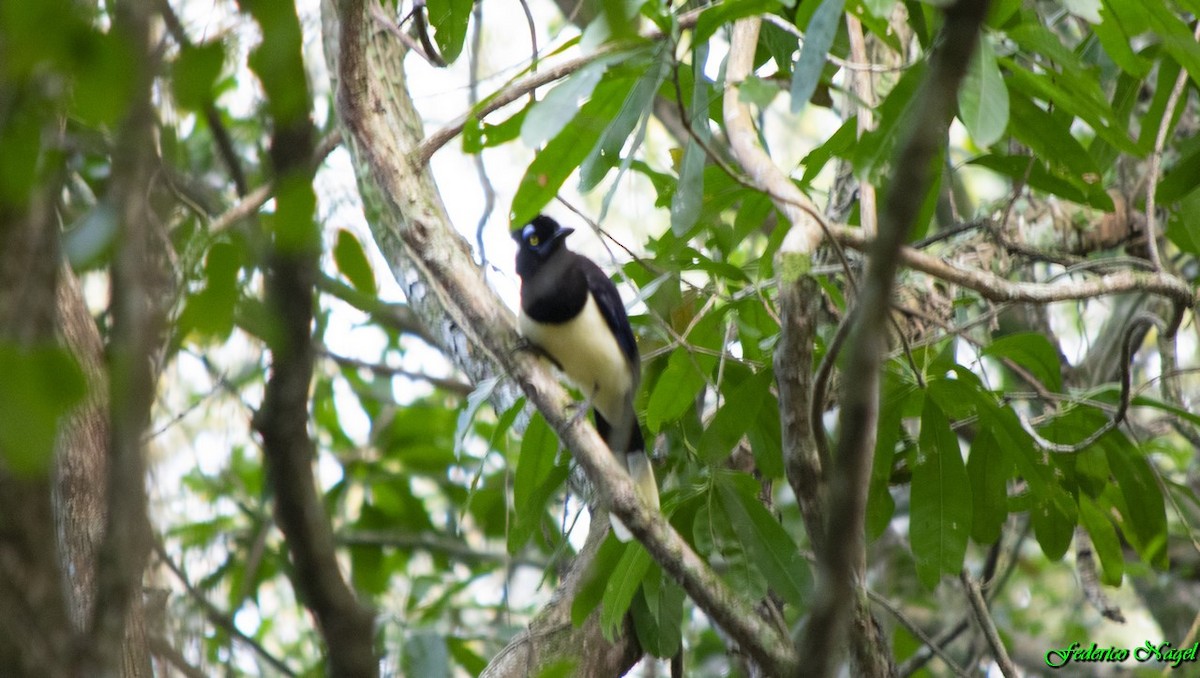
529,235,540,246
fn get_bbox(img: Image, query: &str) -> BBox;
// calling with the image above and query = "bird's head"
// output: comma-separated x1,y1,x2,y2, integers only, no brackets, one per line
513,215,574,261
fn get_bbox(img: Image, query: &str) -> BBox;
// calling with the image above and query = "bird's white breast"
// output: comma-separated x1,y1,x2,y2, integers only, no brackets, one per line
519,294,632,422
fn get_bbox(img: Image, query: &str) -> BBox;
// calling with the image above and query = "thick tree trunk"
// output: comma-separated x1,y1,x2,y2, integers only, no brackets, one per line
0,159,76,677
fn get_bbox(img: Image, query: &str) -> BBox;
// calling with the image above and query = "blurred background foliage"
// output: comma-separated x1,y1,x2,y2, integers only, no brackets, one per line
2,0,1200,674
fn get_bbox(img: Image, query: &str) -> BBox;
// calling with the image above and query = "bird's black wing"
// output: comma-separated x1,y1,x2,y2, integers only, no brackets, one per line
579,256,639,378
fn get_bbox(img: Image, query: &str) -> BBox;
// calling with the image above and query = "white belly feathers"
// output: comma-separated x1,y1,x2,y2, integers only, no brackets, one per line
519,293,632,422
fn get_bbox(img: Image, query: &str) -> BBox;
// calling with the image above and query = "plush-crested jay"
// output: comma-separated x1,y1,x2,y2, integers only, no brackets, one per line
512,214,659,541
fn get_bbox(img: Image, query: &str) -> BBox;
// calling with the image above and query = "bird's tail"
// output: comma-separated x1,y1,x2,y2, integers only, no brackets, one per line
598,408,659,542
610,452,659,542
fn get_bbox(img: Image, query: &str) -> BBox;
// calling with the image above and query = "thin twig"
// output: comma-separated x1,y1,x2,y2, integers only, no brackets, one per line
415,8,705,166
960,570,1018,678
321,348,474,395
1143,20,1200,271
761,13,921,74
867,589,972,678
1075,527,1125,622
411,0,449,67
209,131,342,234
811,308,853,472
154,541,298,676
148,636,208,678
845,14,878,237
1162,609,1200,677
468,2,496,267
156,0,249,196
1014,312,1162,453
517,0,538,82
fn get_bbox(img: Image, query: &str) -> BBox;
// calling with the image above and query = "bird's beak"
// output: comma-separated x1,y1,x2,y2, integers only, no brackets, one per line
552,226,575,243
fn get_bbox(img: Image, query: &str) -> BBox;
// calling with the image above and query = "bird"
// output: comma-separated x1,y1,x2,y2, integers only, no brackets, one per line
512,214,659,541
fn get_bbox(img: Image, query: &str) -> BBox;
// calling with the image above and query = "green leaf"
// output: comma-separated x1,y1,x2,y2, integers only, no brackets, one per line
349,542,388,595
463,105,529,154
1006,92,1106,201
580,50,667,192
910,398,971,588
1130,392,1200,430
748,390,784,479
1030,493,1075,561
402,629,451,678
966,429,1011,545
867,379,914,540
453,376,501,461
1074,445,1112,499
646,347,708,433
71,31,136,126
426,0,473,63
510,413,568,552
1131,0,1200,87
333,229,376,296
180,241,243,341
789,0,844,113
510,76,630,228
446,637,488,675
670,139,706,237
738,76,781,109
853,62,926,181
693,0,780,44
985,405,1077,528
716,473,811,608
631,567,684,657
699,368,772,465
63,204,119,269
671,43,712,236
1002,60,1138,156
521,62,609,149
571,534,626,626
982,332,1063,392
534,660,578,678
800,116,857,185
1103,432,1167,568
968,154,1089,205
1093,2,1151,77
861,0,896,19
173,40,225,110
1078,494,1123,586
956,34,1008,147
1158,143,1200,204
693,491,766,600
0,344,88,476
987,0,1023,27
600,541,652,638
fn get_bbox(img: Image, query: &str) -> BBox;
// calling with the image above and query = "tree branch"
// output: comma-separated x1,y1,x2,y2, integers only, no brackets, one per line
88,2,160,673
414,9,704,167
209,131,342,234
154,541,298,677
332,0,799,673
1143,21,1200,271
246,1,377,674
960,570,1017,678
832,226,1194,319
156,0,250,196
723,18,826,254
799,2,990,674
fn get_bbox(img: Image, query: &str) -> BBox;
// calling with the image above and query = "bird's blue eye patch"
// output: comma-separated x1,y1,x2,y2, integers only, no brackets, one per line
523,224,539,246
